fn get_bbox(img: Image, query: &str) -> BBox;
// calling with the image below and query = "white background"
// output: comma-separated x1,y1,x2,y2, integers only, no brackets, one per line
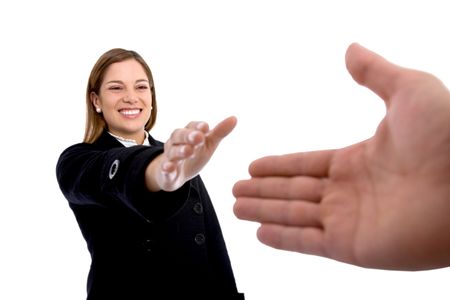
1,1,449,299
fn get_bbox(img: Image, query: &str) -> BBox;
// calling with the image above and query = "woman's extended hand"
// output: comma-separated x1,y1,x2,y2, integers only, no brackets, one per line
146,116,237,192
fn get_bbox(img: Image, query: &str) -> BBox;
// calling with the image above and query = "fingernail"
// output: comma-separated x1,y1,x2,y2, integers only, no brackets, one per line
179,146,186,155
196,122,207,130
162,162,171,171
161,169,177,181
188,131,197,143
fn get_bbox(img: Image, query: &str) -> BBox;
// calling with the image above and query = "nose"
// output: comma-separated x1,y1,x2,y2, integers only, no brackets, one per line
123,94,138,103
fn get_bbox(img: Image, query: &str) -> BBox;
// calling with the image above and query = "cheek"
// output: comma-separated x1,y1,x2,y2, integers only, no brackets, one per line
100,99,119,121
101,96,120,109
140,96,152,108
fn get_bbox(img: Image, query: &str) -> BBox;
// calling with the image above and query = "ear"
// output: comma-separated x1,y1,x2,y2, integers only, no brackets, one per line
90,91,101,110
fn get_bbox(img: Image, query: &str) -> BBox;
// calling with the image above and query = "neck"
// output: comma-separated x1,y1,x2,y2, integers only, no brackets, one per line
108,131,147,145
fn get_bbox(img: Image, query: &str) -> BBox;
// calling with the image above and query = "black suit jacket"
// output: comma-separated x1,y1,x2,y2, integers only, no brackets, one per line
56,131,244,299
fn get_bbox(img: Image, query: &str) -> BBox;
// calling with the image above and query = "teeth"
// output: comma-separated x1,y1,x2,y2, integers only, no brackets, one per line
120,109,140,115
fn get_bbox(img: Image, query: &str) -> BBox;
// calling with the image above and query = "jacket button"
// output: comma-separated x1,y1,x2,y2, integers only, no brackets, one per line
109,159,120,179
193,202,203,215
142,239,154,252
194,233,205,245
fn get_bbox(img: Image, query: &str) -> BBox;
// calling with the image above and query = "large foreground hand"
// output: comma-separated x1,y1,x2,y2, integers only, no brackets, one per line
233,44,450,270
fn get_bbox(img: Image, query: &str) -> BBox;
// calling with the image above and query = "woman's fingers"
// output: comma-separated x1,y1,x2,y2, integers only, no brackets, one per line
168,127,205,146
164,144,195,161
186,121,210,133
161,116,237,183
207,116,237,143
167,116,236,148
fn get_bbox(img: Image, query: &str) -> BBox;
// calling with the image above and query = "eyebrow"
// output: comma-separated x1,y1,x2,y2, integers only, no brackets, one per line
105,79,149,85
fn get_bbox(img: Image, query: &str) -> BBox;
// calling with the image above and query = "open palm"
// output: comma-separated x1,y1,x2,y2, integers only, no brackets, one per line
233,43,450,270
155,116,237,192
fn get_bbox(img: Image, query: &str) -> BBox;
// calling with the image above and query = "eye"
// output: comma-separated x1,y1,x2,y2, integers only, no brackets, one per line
108,86,123,91
137,85,149,90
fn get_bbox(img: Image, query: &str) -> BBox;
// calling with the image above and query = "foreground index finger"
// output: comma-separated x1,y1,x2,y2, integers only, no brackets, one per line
249,150,335,178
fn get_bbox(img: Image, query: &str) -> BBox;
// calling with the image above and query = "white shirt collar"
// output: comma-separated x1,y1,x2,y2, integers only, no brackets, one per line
108,131,150,147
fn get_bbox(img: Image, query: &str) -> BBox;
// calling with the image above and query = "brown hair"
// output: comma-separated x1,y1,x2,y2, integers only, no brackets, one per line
84,48,157,143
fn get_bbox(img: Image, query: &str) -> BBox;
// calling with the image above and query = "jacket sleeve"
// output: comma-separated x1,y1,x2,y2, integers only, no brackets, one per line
56,142,165,214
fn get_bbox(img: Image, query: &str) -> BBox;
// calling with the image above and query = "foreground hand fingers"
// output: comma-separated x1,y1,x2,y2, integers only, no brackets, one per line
257,224,325,256
234,197,322,227
345,43,404,104
249,150,334,177
233,176,325,202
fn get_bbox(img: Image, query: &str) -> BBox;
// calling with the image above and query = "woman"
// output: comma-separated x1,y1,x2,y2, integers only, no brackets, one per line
56,48,244,299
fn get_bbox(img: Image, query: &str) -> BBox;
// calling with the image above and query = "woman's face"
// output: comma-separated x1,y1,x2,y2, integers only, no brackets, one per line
92,59,152,143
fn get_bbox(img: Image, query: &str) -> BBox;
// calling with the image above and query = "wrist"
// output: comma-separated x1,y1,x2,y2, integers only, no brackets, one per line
145,155,163,192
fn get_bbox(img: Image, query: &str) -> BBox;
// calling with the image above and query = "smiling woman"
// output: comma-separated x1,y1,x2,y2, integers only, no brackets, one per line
83,49,158,145
90,59,154,144
55,48,244,299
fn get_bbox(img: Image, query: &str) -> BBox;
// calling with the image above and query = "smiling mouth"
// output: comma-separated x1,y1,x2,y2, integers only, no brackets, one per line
119,109,142,116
